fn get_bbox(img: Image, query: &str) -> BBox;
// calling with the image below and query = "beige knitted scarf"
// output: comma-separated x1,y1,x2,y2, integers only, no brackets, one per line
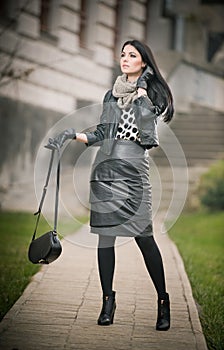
112,74,138,109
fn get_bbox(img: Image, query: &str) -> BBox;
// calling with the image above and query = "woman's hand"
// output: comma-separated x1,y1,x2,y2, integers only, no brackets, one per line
137,87,147,98
76,133,88,143
45,128,76,150
136,66,153,90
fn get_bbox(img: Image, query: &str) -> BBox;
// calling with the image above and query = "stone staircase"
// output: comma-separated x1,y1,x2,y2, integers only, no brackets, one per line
150,106,224,223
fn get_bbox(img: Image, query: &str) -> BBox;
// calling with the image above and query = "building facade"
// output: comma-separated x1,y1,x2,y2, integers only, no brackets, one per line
0,0,223,210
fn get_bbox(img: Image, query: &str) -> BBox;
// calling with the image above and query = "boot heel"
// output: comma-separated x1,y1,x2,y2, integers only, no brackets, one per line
110,303,116,324
98,291,116,326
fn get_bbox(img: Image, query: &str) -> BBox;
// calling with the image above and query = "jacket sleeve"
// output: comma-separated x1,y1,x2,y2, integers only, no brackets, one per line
133,95,161,148
85,90,112,147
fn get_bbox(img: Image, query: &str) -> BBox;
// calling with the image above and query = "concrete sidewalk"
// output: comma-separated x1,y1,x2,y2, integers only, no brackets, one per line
0,218,207,350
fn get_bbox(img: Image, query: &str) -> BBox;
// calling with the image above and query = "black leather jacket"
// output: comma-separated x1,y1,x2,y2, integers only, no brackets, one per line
85,90,161,155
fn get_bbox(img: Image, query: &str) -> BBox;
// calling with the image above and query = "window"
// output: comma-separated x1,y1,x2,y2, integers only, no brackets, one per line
113,0,122,60
79,0,87,48
0,0,18,26
40,0,51,32
201,0,224,4
207,32,224,62
79,0,96,50
162,0,175,18
40,0,60,38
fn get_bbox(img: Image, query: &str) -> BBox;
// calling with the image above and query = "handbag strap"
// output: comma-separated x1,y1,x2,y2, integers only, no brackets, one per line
54,149,60,233
32,148,60,241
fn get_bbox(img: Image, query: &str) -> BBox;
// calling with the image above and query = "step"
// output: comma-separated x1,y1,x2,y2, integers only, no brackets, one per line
172,118,224,126
150,165,212,214
168,130,224,139
152,149,223,160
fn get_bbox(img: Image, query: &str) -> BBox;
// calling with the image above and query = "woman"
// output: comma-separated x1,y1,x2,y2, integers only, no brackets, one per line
47,40,174,331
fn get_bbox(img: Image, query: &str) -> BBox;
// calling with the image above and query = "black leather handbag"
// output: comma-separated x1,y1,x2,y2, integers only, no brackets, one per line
28,149,62,264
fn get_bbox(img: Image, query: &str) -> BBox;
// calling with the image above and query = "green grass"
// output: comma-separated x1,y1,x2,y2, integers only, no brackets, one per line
0,211,88,321
168,210,224,350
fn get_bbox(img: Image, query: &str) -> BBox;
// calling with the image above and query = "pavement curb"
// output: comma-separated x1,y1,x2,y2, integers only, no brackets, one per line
0,266,48,334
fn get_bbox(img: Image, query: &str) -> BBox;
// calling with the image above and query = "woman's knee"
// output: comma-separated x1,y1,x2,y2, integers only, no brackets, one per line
135,235,158,252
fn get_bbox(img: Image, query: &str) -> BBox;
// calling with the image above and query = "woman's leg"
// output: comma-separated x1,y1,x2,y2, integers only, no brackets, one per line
135,235,170,330
97,235,116,296
135,235,167,299
97,235,116,326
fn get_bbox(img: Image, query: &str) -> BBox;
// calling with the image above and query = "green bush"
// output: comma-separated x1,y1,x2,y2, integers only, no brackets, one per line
198,160,224,210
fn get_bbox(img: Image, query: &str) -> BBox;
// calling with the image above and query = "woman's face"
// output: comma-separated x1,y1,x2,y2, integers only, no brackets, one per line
120,44,145,81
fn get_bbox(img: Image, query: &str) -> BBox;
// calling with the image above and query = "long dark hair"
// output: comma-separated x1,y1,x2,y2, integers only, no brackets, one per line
121,40,174,122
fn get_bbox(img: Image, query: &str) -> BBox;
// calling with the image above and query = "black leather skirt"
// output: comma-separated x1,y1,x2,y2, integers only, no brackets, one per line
89,140,153,237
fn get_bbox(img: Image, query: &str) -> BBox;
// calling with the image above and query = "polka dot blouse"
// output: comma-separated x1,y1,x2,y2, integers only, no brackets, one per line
116,107,140,142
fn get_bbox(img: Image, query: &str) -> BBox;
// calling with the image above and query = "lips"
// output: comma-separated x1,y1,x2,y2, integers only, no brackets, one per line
122,65,129,68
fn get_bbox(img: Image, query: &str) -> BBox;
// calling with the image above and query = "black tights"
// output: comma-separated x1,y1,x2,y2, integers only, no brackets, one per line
97,235,167,300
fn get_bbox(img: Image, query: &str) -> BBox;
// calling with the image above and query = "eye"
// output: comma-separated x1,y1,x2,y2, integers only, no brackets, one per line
130,54,136,58
121,52,125,58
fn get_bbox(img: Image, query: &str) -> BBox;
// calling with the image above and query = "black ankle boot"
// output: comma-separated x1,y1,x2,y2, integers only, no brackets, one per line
97,291,116,326
156,293,170,331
